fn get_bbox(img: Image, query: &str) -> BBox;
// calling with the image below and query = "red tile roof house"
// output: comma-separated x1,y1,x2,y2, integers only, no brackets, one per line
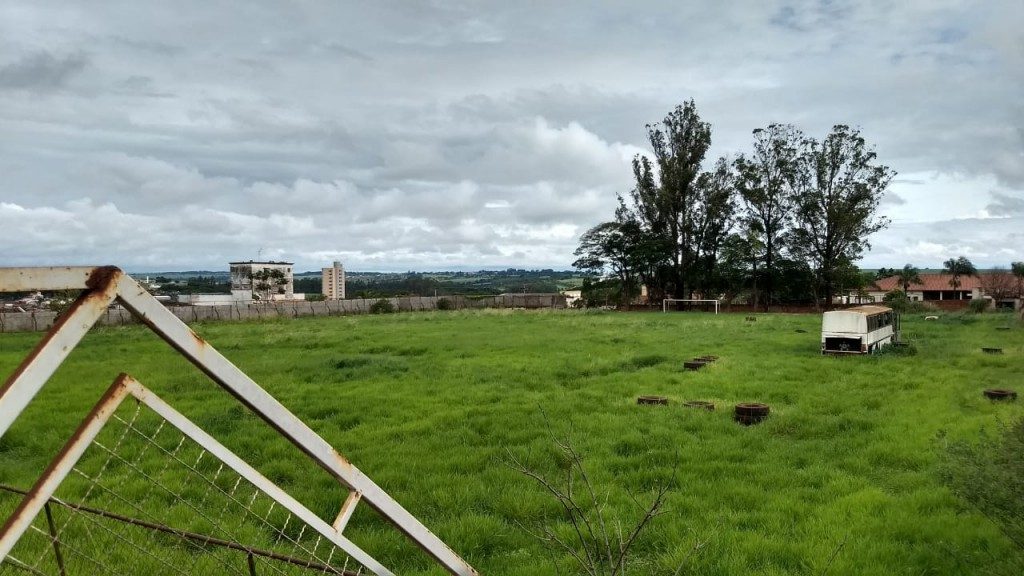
868,274,982,309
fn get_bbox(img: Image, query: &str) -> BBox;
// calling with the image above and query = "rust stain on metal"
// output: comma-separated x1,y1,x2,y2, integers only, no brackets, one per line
84,266,122,290
330,449,359,480
190,331,209,348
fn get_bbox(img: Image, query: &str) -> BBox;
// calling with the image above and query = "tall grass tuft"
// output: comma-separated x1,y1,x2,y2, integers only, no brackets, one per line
941,417,1024,564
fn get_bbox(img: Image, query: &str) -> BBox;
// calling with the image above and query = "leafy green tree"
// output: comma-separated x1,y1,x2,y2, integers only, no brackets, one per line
294,277,322,294
874,267,896,280
774,257,817,304
790,125,893,308
832,260,867,304
718,226,765,307
735,124,802,310
895,264,922,294
622,100,736,300
572,221,640,306
883,289,918,313
943,256,977,290
369,298,395,314
251,268,288,300
689,157,739,297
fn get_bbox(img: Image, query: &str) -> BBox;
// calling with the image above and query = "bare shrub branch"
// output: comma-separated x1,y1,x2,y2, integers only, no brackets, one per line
506,411,681,575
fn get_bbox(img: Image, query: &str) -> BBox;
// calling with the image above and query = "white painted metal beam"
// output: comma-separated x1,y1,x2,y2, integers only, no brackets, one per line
333,490,362,533
0,374,133,560
0,269,121,438
0,266,99,292
113,273,477,576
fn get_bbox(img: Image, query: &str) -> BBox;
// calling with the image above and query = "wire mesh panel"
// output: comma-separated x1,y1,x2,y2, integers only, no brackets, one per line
0,379,377,576
0,267,475,575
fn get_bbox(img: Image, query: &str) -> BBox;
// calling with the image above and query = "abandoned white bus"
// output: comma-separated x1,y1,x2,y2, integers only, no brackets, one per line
821,305,899,354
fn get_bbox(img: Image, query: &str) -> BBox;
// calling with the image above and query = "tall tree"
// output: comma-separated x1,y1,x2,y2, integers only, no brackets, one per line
895,264,922,294
735,124,802,310
621,100,735,300
943,256,977,291
790,125,893,308
689,157,738,296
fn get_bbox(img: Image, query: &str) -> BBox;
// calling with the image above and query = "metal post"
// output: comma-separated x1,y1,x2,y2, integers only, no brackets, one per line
43,503,67,576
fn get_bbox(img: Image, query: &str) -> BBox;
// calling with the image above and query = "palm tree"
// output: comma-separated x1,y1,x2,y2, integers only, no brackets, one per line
943,256,977,292
895,264,921,294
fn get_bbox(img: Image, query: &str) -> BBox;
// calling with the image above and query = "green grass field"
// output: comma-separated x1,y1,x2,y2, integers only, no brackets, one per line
0,310,1022,575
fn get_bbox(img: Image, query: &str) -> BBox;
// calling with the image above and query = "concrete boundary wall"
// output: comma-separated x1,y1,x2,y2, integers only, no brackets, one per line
0,294,567,333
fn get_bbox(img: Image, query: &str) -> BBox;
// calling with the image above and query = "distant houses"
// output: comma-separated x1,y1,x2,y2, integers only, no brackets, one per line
844,272,1021,310
869,274,981,302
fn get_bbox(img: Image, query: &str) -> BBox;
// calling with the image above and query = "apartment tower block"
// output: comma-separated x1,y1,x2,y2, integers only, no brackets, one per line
322,261,346,300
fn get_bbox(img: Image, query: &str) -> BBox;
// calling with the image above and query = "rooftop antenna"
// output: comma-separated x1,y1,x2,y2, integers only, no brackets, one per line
257,247,264,261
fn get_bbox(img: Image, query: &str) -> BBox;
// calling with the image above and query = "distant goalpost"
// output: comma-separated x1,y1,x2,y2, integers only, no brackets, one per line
662,298,720,314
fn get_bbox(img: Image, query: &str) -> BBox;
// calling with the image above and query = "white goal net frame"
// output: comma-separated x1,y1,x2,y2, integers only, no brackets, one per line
662,298,720,314
0,266,477,576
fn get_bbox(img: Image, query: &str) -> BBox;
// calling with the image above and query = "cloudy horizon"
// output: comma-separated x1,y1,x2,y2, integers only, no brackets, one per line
1,1,1021,273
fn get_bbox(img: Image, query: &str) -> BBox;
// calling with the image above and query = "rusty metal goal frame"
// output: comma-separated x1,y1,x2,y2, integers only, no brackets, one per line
0,266,477,576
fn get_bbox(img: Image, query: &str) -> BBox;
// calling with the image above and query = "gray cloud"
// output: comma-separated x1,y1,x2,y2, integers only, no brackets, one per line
880,192,906,207
986,191,1024,217
0,51,87,90
865,215,1024,268
0,0,1022,271
319,42,373,62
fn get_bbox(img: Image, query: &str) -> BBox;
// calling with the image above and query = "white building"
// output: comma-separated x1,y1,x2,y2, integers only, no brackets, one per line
561,289,582,307
322,261,346,300
229,261,294,301
175,294,242,306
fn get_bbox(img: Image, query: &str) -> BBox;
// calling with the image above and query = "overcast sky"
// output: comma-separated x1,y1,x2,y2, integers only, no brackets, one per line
1,1,1021,272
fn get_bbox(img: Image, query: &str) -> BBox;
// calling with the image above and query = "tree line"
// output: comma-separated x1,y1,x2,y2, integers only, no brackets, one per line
574,100,895,310
295,271,576,298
